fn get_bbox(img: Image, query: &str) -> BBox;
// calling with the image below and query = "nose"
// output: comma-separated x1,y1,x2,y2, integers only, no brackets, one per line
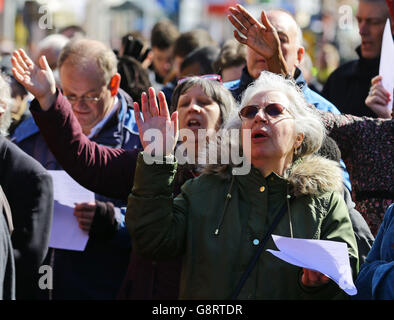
188,99,202,112
254,108,268,123
358,21,369,36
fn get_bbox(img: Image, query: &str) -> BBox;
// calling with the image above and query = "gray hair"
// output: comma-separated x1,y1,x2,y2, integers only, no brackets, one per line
58,39,118,85
37,34,69,55
170,76,237,127
226,71,325,158
0,74,12,136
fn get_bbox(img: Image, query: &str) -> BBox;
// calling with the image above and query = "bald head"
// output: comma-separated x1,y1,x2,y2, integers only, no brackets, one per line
58,39,118,85
246,9,305,78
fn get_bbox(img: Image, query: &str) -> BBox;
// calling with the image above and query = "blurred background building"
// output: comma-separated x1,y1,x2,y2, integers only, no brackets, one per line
0,0,362,84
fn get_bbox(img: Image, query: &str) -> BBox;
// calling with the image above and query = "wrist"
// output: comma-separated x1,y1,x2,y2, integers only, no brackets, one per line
38,90,56,111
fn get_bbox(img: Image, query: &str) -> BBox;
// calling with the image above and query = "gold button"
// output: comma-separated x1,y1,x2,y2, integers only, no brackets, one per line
259,186,265,192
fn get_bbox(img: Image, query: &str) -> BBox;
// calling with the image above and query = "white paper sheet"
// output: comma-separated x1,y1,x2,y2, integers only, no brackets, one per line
48,170,94,251
267,234,357,295
379,19,394,112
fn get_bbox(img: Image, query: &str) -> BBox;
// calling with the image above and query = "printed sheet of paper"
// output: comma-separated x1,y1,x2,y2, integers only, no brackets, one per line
48,170,94,251
379,19,394,111
267,234,357,295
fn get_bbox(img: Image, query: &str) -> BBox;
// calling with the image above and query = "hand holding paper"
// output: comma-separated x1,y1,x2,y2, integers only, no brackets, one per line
267,234,357,295
378,19,394,113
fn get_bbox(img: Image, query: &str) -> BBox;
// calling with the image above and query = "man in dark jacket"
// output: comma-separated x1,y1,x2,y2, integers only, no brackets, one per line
0,73,53,300
12,39,141,300
322,0,392,117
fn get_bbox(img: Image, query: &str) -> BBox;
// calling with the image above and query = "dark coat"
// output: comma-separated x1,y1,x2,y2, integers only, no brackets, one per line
322,47,380,118
0,136,53,300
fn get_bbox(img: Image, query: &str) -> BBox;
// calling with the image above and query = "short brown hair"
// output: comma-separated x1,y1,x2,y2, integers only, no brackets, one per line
58,39,118,85
151,19,179,49
213,39,247,73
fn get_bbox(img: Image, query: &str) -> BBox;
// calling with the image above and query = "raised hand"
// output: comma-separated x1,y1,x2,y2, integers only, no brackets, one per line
134,87,178,157
228,4,280,61
365,75,392,118
11,48,56,111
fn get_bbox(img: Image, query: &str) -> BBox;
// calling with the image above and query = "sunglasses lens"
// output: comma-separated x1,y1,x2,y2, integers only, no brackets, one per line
265,103,285,116
240,105,259,119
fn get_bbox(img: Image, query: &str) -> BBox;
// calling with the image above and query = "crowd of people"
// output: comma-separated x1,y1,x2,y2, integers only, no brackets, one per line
0,0,392,300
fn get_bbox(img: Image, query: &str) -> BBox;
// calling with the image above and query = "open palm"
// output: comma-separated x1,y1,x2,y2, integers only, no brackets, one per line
228,4,280,61
134,87,178,157
11,49,56,110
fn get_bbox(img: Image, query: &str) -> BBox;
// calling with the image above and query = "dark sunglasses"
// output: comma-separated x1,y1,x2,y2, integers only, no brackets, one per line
177,74,222,86
239,103,287,120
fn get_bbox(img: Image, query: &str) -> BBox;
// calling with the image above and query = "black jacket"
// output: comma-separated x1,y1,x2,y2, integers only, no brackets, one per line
0,136,53,299
322,47,380,118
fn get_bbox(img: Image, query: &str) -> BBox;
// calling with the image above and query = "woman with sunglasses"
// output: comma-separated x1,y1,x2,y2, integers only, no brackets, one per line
127,71,358,299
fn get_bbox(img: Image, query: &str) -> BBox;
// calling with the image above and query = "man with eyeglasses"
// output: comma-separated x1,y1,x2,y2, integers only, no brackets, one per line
11,39,141,300
322,0,393,118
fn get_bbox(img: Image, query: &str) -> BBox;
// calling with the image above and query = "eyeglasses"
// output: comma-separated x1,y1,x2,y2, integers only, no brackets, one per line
177,74,222,86
239,103,287,120
64,95,101,105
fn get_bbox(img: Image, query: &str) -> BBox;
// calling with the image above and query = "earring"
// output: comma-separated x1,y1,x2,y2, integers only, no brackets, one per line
294,146,301,157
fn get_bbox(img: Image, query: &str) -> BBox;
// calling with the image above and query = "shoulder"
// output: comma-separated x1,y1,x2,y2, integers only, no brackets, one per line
223,79,241,91
11,115,40,143
327,60,359,79
118,90,139,136
0,136,50,182
303,86,341,114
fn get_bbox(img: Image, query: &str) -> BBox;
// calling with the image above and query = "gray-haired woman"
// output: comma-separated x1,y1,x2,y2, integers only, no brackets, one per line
127,71,359,299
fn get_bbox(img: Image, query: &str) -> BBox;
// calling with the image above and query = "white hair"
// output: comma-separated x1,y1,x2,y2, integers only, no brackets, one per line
37,34,70,54
226,71,325,157
0,73,12,136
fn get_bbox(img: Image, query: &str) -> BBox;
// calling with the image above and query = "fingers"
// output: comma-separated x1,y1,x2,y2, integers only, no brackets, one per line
371,75,383,85
76,217,92,232
158,90,170,119
133,101,144,129
140,91,151,120
13,50,29,71
171,111,179,139
228,14,248,37
236,4,261,27
18,49,35,68
148,87,159,117
367,95,390,107
261,10,274,31
39,55,51,72
11,59,25,83
229,6,251,29
74,203,95,232
233,30,248,45
302,269,330,287
369,84,391,102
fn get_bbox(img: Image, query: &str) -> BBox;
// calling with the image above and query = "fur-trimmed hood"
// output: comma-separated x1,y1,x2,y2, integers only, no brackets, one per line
200,139,344,197
283,155,343,197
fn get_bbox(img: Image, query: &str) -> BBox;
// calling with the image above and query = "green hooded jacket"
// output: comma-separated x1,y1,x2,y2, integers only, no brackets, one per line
126,152,359,299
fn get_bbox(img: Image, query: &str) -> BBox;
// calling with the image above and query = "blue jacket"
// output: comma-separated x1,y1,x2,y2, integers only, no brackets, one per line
225,67,352,191
12,89,141,299
354,204,394,299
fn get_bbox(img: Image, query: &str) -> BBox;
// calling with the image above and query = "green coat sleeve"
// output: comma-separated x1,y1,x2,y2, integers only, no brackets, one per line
298,191,360,300
125,152,189,260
